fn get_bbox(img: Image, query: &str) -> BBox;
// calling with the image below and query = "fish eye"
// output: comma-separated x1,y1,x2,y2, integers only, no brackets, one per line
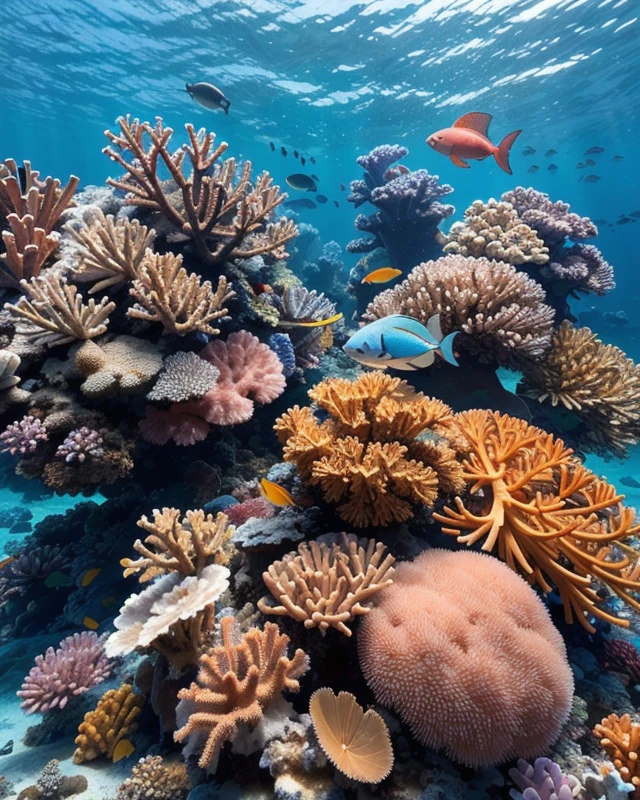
437,135,444,140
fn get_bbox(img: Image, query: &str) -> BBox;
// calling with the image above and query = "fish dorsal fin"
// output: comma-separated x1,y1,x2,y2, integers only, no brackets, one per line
426,314,443,342
453,112,492,137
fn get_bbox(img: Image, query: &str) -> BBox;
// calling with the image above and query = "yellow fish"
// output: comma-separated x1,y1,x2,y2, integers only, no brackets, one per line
81,568,102,588
112,738,135,762
83,617,99,631
362,267,403,284
259,478,297,508
279,312,343,329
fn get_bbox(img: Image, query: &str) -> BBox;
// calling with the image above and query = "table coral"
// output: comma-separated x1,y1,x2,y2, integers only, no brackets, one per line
364,254,555,368
73,683,144,763
593,714,640,793
115,755,189,800
275,371,463,527
174,616,309,769
432,409,640,631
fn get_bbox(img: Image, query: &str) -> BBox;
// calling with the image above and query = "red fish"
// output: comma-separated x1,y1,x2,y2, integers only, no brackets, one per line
426,112,522,175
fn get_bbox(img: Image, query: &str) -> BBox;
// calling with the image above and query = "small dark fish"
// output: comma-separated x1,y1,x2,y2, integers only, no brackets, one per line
547,163,558,172
286,173,317,192
613,155,624,162
311,174,319,182
284,198,317,210
576,162,585,169
618,216,634,224
584,146,604,155
629,210,640,218
310,157,316,165
300,156,306,166
281,147,287,157
269,142,275,151
545,149,557,157
584,174,601,183
185,82,230,114
333,200,339,208
0,740,13,757
620,476,640,489
522,146,536,156
293,150,299,159
340,183,346,191
585,159,596,166
316,194,328,204
527,165,539,173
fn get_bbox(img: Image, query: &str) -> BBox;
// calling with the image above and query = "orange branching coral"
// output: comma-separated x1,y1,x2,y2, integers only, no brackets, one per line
275,372,463,527
174,616,309,769
593,713,640,792
73,683,144,763
433,410,640,631
520,321,640,459
121,508,234,582
258,535,395,636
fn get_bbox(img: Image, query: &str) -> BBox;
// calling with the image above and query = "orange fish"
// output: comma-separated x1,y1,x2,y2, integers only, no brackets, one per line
112,738,135,762
259,478,297,508
83,617,100,630
81,568,102,588
426,112,522,175
362,267,403,285
0,556,15,571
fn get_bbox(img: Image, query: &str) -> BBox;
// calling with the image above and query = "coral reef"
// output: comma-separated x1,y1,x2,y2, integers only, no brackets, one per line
55,426,103,462
17,759,87,800
270,285,338,368
147,351,220,403
75,336,163,397
509,757,581,799
268,332,297,378
502,187,597,248
114,755,189,800
593,714,640,793
73,683,144,763
0,414,48,454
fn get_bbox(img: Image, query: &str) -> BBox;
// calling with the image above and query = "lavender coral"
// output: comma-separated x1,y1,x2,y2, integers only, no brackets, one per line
509,758,581,800
271,285,338,367
268,333,297,378
55,427,104,463
502,187,597,248
17,632,113,714
0,414,48,455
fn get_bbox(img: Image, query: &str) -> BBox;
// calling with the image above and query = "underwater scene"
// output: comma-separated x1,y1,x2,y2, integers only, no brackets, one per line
1,0,640,797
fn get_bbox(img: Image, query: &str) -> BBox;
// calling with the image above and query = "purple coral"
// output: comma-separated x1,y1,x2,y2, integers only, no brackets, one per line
0,415,48,455
548,243,615,296
353,144,409,193
17,631,113,714
0,544,70,606
502,187,597,248
268,333,297,378
509,758,581,800
55,427,104,463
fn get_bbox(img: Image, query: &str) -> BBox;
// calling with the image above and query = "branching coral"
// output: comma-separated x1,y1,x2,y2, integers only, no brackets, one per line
364,254,555,368
258,535,395,636
502,187,597,248
432,410,640,631
0,415,48,455
128,251,234,336
174,616,309,769
31,758,88,800
17,632,112,714
55,427,104,463
520,322,640,459
444,199,549,265
271,285,338,367
275,372,463,527
593,714,640,793
115,756,189,800
103,116,297,264
73,683,144,763
147,351,219,403
0,158,78,232
75,336,163,397
546,244,615,297
66,210,155,293
5,273,115,346
1,213,60,289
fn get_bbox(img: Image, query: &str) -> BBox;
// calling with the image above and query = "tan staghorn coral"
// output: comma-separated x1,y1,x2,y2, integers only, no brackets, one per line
593,714,640,793
174,616,309,769
73,683,144,763
5,273,115,347
520,322,640,459
66,210,155,293
444,199,549,265
275,372,463,527
258,535,395,636
0,213,60,289
115,755,189,800
75,336,163,397
0,158,78,231
432,409,640,631
103,116,298,265
128,250,234,336
364,254,555,368
121,507,234,582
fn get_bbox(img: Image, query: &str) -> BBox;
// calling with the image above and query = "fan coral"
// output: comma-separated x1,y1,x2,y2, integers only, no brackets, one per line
444,199,549,265
147,351,219,403
502,187,597,248
268,333,297,377
258,535,395,636
509,757,581,800
0,350,20,390
358,549,574,767
309,688,393,784
121,507,234,581
365,254,555,368
17,632,113,714
55,427,104,463
5,273,115,347
275,371,463,527
128,251,234,336
174,616,309,769
66,210,155,293
0,213,60,289
593,714,640,793
0,415,48,455
138,406,210,447
172,331,286,427
75,336,163,397
73,683,144,763
115,755,189,800
103,116,297,264
432,410,640,631
519,322,640,459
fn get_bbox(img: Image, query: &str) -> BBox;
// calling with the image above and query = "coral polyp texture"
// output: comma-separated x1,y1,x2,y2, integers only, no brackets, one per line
275,371,462,527
432,410,640,631
115,755,189,800
593,713,640,793
73,683,144,763
358,549,574,767
75,336,163,397
0,414,48,455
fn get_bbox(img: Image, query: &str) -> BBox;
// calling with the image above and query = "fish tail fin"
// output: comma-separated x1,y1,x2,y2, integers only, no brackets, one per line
495,129,522,175
438,332,459,366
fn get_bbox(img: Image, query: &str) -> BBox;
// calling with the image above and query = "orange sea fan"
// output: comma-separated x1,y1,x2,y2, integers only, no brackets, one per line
433,409,640,631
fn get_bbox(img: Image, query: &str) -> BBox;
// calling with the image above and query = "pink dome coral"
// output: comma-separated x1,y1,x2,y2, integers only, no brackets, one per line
358,549,573,767
17,632,113,714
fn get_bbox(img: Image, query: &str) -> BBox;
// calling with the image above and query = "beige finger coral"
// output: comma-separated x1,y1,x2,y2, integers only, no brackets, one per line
73,683,144,763
115,755,189,800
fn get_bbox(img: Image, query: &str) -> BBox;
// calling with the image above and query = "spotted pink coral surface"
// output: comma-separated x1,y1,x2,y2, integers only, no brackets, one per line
226,496,276,526
17,632,113,714
139,407,210,447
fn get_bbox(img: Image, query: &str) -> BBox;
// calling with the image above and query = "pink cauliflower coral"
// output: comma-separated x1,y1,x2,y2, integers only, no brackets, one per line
17,632,113,714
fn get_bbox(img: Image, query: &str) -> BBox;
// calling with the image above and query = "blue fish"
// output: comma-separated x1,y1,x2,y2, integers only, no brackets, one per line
343,314,458,371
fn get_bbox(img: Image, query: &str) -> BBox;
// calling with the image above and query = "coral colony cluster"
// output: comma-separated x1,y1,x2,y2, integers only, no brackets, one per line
1,120,640,800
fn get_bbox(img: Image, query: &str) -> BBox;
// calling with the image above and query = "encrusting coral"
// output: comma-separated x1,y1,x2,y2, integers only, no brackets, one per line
258,535,395,636
520,321,640,459
174,616,309,769
115,755,189,800
75,336,163,397
593,713,640,793
432,410,640,631
73,683,144,763
103,115,298,264
275,371,463,527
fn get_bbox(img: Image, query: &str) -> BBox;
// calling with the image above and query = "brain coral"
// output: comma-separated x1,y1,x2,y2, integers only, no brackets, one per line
358,549,573,767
